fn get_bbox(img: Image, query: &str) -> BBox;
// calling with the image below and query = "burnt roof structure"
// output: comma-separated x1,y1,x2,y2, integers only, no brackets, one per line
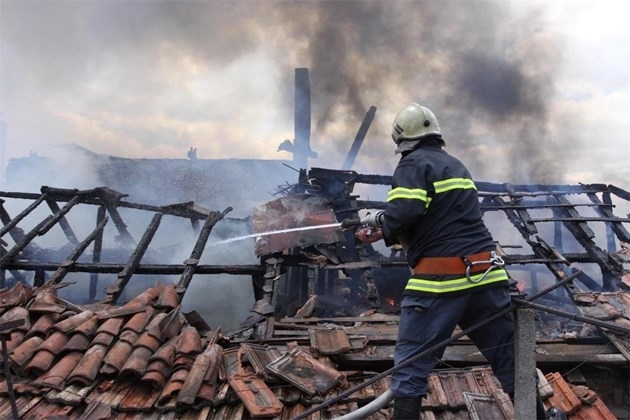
0,165,628,419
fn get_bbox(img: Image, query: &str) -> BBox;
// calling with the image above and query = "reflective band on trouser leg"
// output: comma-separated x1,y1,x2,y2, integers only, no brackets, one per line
405,268,508,294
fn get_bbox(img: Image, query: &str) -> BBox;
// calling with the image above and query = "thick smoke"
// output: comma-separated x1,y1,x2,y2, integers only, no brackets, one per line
1,0,575,183
1,1,627,328
265,1,568,182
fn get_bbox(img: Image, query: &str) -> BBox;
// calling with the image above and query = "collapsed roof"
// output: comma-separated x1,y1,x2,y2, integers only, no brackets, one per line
0,166,629,419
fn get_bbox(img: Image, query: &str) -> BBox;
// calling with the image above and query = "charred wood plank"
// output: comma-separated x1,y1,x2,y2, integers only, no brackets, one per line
90,206,106,302
0,189,218,221
0,196,82,265
0,215,53,266
102,213,162,305
46,216,109,285
45,198,80,245
38,195,81,237
1,261,265,275
0,192,48,239
176,207,233,293
342,106,376,171
587,191,630,243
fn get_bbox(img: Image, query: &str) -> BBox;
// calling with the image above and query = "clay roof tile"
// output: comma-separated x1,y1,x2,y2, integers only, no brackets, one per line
53,310,95,333
25,313,59,339
70,315,99,336
34,351,84,388
64,333,91,352
120,346,153,378
148,336,178,365
0,306,31,331
176,326,202,356
122,311,151,334
9,336,44,369
134,331,161,352
37,330,69,354
66,344,108,386
155,285,179,310
101,340,134,375
23,349,56,376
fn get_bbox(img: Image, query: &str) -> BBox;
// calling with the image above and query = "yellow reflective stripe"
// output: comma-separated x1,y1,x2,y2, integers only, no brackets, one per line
387,187,428,202
434,178,476,194
405,269,508,293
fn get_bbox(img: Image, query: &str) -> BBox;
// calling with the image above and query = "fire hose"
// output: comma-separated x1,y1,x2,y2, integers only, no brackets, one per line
292,269,630,420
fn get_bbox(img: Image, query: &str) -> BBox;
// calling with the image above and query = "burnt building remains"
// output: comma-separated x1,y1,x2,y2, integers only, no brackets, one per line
0,69,628,419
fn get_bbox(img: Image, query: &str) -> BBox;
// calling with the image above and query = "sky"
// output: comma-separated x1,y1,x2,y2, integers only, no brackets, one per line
0,0,629,188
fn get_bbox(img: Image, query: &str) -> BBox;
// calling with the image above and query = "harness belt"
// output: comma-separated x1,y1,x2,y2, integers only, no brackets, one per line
413,251,494,275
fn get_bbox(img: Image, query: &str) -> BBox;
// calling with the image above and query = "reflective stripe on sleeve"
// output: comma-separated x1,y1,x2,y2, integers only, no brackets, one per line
433,178,476,193
387,187,428,202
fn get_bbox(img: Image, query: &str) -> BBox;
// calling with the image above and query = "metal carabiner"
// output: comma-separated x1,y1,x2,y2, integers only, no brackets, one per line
465,251,505,283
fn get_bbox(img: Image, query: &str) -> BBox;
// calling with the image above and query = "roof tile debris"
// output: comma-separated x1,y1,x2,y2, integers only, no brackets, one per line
1,179,629,418
0,283,621,419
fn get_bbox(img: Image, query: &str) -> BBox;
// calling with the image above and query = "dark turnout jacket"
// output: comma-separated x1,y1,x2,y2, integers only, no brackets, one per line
380,135,509,297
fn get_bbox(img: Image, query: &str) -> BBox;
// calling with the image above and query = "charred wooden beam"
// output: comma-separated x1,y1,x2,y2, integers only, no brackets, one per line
102,213,162,305
46,216,109,285
176,207,233,294
90,206,106,301
341,106,376,171
1,261,265,275
45,198,80,245
588,191,630,243
0,193,48,239
38,195,81,236
0,189,211,221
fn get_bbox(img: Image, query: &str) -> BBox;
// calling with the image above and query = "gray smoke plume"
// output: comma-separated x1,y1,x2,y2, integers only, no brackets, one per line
1,0,571,183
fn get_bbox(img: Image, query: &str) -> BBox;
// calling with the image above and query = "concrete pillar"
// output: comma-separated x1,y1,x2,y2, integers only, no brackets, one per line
514,306,537,420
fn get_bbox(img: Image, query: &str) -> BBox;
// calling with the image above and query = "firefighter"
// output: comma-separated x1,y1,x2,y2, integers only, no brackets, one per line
356,103,516,419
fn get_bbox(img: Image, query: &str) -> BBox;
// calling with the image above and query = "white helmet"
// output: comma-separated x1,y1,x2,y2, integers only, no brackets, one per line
391,103,441,145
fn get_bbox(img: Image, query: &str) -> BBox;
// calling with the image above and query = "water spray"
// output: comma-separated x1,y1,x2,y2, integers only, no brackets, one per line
210,222,344,245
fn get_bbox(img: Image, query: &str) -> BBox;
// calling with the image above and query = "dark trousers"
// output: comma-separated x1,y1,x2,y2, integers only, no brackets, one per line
390,287,515,397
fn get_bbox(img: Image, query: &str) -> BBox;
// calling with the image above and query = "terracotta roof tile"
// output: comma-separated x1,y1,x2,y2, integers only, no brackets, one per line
120,346,153,378
25,312,59,339
95,316,124,336
27,287,64,313
101,340,134,375
53,310,95,333
545,371,583,415
0,306,30,331
134,330,161,352
156,284,179,310
67,343,109,386
0,283,32,309
121,310,151,334
9,335,43,369
65,332,91,352
177,343,222,405
0,283,622,419
158,366,190,407
3,330,26,354
141,360,170,389
23,349,56,376
90,317,124,347
148,335,178,366
34,350,84,388
176,325,202,355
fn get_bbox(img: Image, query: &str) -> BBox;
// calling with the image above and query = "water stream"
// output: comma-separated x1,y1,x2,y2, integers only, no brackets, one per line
210,222,342,245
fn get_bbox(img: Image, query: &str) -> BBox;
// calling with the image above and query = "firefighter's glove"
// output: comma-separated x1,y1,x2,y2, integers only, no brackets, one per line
355,227,383,243
360,211,384,228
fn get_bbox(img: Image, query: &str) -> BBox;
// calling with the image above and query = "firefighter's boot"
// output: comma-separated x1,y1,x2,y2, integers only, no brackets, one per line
393,397,421,419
